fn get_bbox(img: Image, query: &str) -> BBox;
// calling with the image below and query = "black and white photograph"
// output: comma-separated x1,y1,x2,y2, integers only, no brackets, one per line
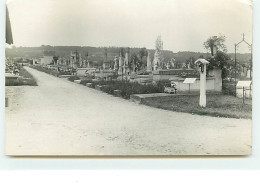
4,0,252,156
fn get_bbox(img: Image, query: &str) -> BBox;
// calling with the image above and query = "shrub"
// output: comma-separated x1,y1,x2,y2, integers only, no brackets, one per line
80,79,93,85
68,76,80,82
100,80,163,99
155,80,170,92
30,65,60,76
222,80,236,96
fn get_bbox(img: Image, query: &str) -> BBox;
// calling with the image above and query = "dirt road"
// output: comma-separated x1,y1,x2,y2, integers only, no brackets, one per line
5,67,251,155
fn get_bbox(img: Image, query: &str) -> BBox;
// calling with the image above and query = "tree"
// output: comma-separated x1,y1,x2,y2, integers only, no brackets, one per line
119,47,125,57
186,57,195,68
138,47,148,63
204,34,227,56
207,51,230,79
130,53,142,72
204,34,230,81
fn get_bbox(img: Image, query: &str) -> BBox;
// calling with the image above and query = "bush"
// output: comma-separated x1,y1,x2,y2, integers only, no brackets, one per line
30,65,60,76
222,80,236,96
80,79,93,85
100,80,163,99
155,80,170,92
68,76,80,82
59,71,71,75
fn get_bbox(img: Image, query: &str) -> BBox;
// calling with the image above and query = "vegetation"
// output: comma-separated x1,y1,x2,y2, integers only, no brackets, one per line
141,94,252,119
68,76,80,82
204,34,227,56
207,51,231,79
30,65,60,76
5,67,37,86
19,67,38,86
101,81,163,99
6,46,251,71
138,47,148,62
78,79,167,99
222,80,236,96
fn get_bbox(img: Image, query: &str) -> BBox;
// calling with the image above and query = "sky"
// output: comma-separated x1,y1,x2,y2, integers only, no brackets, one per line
6,0,252,53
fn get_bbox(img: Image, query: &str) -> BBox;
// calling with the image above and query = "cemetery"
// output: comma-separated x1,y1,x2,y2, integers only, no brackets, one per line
11,35,252,119
4,0,254,157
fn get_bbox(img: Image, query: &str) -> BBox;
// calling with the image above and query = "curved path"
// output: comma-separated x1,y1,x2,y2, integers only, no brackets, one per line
5,67,251,155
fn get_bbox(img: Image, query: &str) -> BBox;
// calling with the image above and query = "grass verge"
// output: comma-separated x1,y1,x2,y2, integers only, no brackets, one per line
141,94,252,119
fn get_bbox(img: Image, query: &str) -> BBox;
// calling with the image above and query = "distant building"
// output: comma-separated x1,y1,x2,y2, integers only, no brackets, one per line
32,58,40,65
40,56,53,65
40,50,55,65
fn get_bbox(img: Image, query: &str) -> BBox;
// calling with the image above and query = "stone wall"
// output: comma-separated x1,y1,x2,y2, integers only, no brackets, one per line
172,77,217,92
208,69,222,91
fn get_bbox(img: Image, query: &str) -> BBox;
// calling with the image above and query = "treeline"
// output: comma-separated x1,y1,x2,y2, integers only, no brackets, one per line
6,46,251,64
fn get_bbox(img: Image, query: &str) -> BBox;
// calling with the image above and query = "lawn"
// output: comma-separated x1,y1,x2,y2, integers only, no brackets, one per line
19,67,38,86
141,94,252,119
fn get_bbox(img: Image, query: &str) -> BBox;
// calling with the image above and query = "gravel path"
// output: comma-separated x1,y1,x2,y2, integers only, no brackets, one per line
5,67,252,156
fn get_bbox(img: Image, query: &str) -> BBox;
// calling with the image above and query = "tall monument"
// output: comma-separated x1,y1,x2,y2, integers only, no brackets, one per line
103,48,109,69
123,47,130,75
118,49,124,75
146,51,152,72
153,36,164,70
114,56,119,71
70,51,81,68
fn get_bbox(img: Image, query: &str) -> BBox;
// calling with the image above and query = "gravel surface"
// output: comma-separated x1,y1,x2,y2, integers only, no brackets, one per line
5,67,252,156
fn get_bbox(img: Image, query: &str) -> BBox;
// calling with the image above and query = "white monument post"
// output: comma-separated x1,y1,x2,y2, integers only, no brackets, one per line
195,59,210,107
146,51,152,72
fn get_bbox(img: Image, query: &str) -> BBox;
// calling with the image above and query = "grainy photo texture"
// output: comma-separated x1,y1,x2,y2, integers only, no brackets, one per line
5,0,252,156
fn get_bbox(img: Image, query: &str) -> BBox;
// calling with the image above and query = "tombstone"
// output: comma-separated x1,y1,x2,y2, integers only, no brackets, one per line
118,54,124,75
123,51,130,75
247,69,252,78
195,59,210,107
153,36,164,70
153,60,159,70
166,61,171,69
146,51,152,72
132,58,136,74
113,56,118,71
187,62,191,69
170,59,175,68
103,48,108,69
